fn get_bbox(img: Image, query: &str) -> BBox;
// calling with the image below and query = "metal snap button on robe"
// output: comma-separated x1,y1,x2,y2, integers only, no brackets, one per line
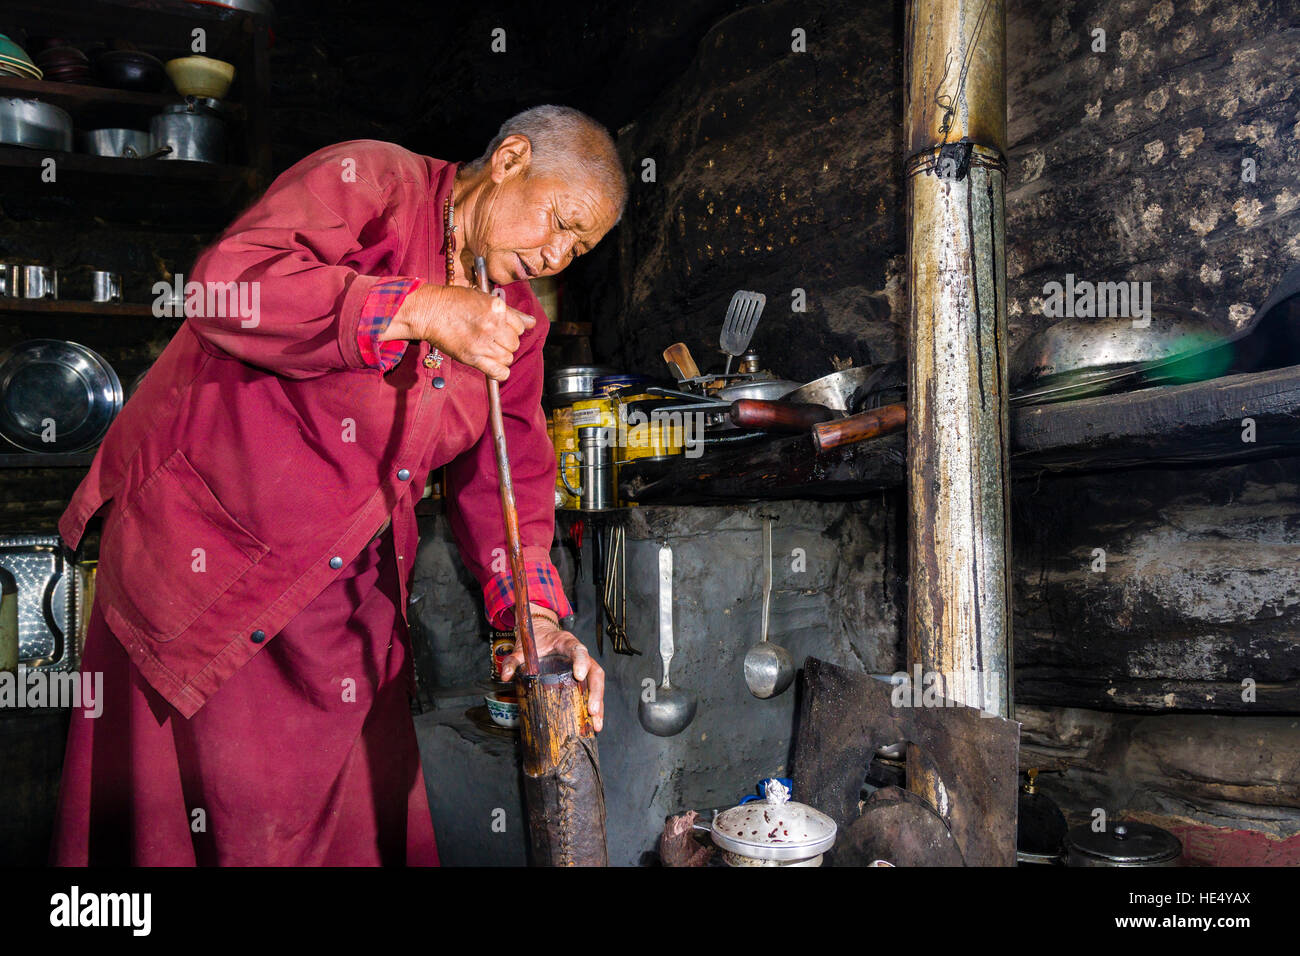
397,468,410,481
433,377,445,389
329,556,343,569
250,629,266,643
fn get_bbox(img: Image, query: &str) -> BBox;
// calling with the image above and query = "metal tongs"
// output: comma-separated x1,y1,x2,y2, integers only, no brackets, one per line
600,523,639,655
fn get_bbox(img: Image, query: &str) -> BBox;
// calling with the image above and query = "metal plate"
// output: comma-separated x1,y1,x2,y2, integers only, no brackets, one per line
0,535,75,673
0,339,123,453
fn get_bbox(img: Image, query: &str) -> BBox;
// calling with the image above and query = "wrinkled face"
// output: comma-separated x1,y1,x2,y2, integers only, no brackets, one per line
475,162,621,286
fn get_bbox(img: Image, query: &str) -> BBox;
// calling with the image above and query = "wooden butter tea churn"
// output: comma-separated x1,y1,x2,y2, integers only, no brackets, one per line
477,258,608,866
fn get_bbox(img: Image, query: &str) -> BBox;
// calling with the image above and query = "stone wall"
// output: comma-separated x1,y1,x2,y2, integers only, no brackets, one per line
409,499,906,865
577,0,1300,372
556,0,1300,859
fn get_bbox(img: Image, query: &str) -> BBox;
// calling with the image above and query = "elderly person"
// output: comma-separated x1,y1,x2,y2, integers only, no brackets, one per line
51,105,626,866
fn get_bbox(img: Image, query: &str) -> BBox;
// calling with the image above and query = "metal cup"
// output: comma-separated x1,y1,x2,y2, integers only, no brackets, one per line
561,428,615,510
90,270,122,303
20,265,57,299
0,264,17,297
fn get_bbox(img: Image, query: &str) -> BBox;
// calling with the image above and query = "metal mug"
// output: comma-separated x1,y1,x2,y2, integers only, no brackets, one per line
560,429,615,511
20,265,57,299
0,263,17,297
90,270,122,303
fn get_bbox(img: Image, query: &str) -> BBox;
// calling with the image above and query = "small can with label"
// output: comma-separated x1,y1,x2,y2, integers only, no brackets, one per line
490,629,516,682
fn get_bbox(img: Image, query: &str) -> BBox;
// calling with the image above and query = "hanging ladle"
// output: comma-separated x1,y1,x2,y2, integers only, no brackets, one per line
639,542,697,736
744,516,794,698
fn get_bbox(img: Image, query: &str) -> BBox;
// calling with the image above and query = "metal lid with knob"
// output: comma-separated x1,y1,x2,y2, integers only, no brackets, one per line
1065,822,1182,866
710,779,837,861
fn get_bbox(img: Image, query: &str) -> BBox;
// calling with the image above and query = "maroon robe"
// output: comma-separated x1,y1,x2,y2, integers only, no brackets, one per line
51,141,569,865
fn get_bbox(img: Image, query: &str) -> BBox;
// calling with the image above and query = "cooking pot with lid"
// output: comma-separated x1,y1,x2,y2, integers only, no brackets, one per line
1065,822,1182,867
150,100,225,163
706,779,837,866
547,365,613,406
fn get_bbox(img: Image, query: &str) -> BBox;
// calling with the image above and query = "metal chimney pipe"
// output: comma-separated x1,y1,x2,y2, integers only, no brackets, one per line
903,0,1013,817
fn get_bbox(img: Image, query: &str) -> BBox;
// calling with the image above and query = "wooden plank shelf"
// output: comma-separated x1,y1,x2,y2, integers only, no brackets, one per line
0,145,253,185
0,146,260,225
619,364,1300,503
0,74,245,121
0,298,164,318
0,452,97,468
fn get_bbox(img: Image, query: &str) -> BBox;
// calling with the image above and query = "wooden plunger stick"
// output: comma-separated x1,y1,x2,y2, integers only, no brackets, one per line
475,255,608,866
477,256,541,677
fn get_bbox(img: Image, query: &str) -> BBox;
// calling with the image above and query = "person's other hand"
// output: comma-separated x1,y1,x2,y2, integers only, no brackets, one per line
500,610,605,733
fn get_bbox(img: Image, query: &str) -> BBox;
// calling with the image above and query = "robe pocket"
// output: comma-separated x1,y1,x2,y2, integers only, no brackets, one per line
107,449,270,643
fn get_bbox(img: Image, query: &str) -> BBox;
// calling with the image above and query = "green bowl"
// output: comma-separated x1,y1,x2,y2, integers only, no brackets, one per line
0,35,36,70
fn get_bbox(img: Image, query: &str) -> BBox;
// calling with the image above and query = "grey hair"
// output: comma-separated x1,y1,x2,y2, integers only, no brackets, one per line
471,105,627,219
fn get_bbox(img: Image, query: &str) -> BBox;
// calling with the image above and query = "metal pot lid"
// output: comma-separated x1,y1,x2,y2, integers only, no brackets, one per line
1065,822,1182,864
711,779,837,860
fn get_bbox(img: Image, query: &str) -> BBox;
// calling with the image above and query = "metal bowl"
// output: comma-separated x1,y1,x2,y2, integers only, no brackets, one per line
0,339,123,453
95,51,167,92
1012,309,1228,397
0,98,73,151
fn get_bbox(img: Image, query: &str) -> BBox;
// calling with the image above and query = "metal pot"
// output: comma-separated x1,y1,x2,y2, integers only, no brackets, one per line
1012,309,1230,403
548,365,613,405
81,128,150,157
0,97,73,151
81,128,170,159
150,102,225,163
707,779,837,866
1065,822,1182,867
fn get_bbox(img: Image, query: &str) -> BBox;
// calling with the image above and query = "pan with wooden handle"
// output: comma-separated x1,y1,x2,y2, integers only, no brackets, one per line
662,342,702,380
728,398,836,431
811,402,907,451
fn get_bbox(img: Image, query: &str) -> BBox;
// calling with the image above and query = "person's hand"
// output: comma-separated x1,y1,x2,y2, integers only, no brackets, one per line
500,607,605,733
385,284,536,381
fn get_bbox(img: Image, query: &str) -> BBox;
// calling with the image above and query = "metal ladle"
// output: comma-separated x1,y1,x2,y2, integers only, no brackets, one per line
639,543,697,736
744,517,794,698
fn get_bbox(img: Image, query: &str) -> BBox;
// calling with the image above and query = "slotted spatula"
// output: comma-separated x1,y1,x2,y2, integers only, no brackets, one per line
719,291,767,375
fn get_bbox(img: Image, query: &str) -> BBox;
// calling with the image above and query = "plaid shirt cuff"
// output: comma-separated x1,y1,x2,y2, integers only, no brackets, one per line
357,277,422,372
483,558,574,630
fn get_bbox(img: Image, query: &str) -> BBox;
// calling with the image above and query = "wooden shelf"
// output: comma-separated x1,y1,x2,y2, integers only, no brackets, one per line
0,298,163,318
0,74,245,121
0,0,273,205
0,452,97,469
0,146,260,225
1,0,261,66
0,145,252,184
619,364,1300,503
